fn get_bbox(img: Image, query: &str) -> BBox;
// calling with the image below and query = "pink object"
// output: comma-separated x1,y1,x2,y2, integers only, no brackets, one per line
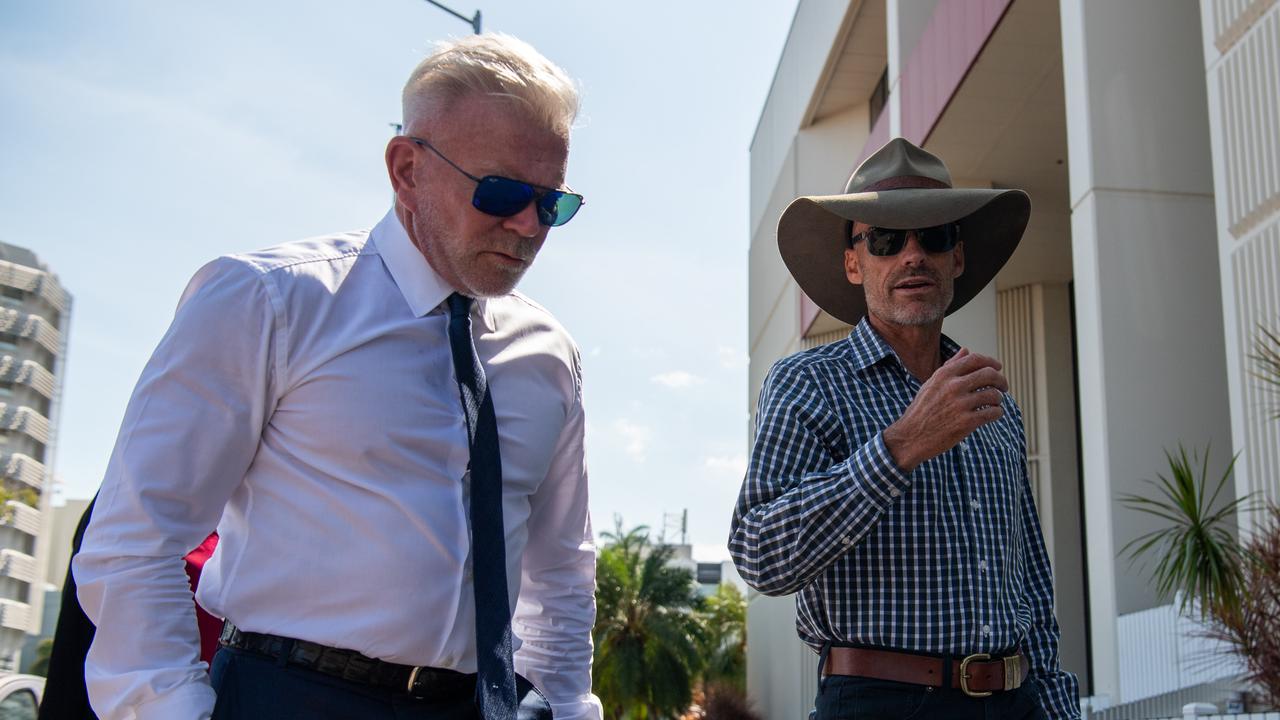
183,533,222,666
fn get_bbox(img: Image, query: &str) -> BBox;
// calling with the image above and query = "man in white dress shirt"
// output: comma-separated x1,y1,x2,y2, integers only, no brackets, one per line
74,33,599,720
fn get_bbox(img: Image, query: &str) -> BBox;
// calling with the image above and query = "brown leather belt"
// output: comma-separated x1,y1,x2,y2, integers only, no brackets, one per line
823,646,1028,698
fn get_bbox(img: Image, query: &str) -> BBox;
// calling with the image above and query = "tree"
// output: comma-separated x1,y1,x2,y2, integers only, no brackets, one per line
698,583,746,691
25,638,52,677
1119,444,1251,620
593,521,707,719
1120,325,1280,708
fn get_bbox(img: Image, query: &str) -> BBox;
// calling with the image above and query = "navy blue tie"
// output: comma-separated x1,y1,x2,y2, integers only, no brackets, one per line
446,293,517,720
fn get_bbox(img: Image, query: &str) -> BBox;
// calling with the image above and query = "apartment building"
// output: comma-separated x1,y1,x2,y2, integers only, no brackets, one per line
0,242,70,670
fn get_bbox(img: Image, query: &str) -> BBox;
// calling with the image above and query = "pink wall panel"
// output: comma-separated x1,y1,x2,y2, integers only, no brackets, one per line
900,0,1013,144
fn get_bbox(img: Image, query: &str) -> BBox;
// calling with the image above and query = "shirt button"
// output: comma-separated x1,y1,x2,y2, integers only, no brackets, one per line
889,488,901,498
958,441,968,453
982,624,992,636
970,499,980,511
978,559,988,572
840,536,853,546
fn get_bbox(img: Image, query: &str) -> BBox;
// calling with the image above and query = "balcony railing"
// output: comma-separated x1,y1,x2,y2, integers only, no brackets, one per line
0,599,30,632
0,549,35,584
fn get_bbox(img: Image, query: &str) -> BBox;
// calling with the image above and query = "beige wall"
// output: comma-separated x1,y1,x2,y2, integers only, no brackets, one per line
45,499,90,591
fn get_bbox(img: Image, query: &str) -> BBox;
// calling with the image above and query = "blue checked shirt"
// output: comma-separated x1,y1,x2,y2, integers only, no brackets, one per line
730,319,1079,718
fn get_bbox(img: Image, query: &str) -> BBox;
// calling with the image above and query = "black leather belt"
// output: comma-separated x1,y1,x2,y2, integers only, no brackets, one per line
219,624,474,700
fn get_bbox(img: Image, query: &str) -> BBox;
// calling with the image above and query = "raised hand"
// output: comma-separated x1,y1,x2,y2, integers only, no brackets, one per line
882,348,1008,472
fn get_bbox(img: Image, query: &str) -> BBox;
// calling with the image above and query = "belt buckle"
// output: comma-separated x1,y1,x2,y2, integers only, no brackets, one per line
959,653,992,698
406,666,425,697
1003,654,1023,690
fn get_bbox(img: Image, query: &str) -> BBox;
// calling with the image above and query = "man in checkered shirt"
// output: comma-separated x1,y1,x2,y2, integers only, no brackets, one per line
730,138,1080,719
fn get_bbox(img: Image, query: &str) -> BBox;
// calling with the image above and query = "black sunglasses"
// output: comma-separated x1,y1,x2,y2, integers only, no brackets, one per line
407,136,584,227
851,223,961,256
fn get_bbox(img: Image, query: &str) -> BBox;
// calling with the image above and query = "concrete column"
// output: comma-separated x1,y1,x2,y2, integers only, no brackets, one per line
1059,0,1230,704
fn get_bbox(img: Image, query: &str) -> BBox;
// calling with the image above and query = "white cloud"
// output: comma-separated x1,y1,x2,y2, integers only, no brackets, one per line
650,370,705,388
705,454,747,478
717,345,749,370
613,419,652,462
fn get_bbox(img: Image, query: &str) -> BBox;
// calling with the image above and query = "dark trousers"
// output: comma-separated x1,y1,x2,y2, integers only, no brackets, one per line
815,676,1049,720
210,647,552,720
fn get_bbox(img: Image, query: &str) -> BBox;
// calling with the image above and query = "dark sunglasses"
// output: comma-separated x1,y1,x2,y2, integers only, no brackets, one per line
850,223,961,256
407,136,584,227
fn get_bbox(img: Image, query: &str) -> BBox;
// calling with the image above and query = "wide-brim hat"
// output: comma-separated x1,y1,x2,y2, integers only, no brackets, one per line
777,137,1030,325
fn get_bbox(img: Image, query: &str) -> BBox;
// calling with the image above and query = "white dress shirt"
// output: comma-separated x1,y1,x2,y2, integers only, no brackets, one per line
74,210,602,720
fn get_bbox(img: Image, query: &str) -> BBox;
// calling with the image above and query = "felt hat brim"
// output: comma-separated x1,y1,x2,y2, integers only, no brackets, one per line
777,187,1030,326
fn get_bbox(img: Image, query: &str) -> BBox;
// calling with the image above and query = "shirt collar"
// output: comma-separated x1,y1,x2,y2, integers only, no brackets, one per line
371,208,496,330
847,317,961,373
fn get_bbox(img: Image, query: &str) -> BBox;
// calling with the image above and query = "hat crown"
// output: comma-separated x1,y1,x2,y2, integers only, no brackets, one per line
844,137,954,194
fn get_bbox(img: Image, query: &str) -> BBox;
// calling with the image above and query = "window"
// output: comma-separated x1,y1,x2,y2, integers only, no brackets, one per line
696,563,722,585
869,68,888,130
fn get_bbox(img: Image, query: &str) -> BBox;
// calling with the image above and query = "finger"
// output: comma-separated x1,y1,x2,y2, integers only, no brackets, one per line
945,351,1002,376
972,404,1005,426
971,388,1004,409
960,367,1010,393
962,352,1003,372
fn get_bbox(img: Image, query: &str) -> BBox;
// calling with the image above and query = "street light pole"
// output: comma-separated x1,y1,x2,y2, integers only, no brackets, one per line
422,0,482,34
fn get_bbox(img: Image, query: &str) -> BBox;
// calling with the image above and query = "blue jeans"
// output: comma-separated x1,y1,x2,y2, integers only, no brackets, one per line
210,646,552,720
815,675,1049,720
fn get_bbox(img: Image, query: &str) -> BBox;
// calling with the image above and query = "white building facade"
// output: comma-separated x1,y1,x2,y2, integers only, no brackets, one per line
0,242,70,670
745,0,1279,716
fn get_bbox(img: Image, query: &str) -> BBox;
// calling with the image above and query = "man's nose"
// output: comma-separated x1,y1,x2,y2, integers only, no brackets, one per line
897,231,927,263
502,201,542,238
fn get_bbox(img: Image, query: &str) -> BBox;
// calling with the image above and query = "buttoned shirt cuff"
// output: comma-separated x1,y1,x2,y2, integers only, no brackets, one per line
126,682,216,720
850,432,911,507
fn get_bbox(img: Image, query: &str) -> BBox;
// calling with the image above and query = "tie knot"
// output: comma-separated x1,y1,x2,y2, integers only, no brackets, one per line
447,292,473,320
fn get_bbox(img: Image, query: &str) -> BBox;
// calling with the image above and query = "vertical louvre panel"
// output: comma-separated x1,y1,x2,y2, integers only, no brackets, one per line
1213,0,1277,53
800,327,851,350
997,286,1040,504
1233,223,1280,509
1219,7,1280,238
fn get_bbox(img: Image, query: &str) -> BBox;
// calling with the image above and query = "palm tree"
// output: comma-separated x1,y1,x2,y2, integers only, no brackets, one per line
699,583,746,691
1118,444,1252,619
26,638,52,677
593,521,707,719
1120,324,1280,708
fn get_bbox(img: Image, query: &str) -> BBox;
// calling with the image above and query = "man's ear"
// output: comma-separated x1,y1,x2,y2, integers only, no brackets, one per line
844,247,864,286
385,136,420,207
952,240,965,279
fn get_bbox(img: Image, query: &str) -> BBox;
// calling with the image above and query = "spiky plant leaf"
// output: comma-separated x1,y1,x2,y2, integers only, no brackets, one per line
1118,444,1254,619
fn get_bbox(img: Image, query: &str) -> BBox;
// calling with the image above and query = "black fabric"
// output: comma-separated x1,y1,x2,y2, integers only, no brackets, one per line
210,647,552,720
446,293,517,720
814,675,1048,720
219,625,473,697
38,496,98,720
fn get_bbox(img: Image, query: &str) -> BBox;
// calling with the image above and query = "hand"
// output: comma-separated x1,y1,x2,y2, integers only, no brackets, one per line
882,348,1008,472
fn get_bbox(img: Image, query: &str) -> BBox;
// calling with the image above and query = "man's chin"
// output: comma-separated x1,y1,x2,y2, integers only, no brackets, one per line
871,304,948,327
461,269,528,298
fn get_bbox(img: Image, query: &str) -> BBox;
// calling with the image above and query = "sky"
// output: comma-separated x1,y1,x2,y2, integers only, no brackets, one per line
0,1,799,561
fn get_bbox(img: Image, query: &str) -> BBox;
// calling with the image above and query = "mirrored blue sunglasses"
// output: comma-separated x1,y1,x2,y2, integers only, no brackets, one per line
407,137,584,227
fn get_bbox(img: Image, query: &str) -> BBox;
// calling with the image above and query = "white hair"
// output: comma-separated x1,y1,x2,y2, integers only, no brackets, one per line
402,32,580,136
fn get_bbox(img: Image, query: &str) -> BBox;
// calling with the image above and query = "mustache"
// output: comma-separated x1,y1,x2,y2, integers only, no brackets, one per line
486,235,541,262
889,268,942,287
